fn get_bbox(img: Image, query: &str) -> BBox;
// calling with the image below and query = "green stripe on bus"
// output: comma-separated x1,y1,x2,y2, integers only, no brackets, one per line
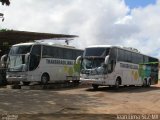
139,62,159,65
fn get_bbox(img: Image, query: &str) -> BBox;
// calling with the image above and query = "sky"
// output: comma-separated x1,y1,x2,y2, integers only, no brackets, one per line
125,0,156,9
0,0,160,58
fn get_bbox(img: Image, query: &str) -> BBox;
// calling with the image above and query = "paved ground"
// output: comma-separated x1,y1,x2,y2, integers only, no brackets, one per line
0,82,160,120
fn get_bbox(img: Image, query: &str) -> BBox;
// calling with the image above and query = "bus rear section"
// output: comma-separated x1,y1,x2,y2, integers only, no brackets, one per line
78,45,159,89
6,42,83,85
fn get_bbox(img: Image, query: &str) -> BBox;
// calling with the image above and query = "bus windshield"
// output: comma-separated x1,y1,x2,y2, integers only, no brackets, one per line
7,45,32,72
82,58,105,69
84,48,110,57
9,45,32,55
81,47,110,75
81,57,105,75
8,55,27,72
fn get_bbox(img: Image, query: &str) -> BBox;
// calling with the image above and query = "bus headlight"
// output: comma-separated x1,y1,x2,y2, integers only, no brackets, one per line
6,75,9,79
20,74,27,78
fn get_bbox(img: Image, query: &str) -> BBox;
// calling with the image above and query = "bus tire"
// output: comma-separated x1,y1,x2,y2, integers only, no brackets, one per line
12,84,21,89
41,73,49,85
92,84,99,90
147,79,151,87
115,78,121,89
143,79,147,87
73,80,80,86
23,82,30,86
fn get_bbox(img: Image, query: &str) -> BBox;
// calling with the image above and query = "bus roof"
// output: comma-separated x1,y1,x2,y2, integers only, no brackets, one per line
87,45,140,53
87,45,116,48
87,45,125,49
86,45,159,60
13,42,34,46
12,42,83,51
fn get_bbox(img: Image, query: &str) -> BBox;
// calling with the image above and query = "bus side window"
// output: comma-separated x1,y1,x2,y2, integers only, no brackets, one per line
112,60,116,71
29,45,41,71
108,63,111,73
118,49,124,62
108,60,116,73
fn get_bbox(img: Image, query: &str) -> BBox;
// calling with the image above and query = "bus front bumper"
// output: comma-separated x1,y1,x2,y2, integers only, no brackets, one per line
80,78,105,85
6,74,28,83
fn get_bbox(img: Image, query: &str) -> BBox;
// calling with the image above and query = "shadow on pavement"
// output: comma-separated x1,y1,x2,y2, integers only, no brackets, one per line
85,85,160,93
18,114,116,120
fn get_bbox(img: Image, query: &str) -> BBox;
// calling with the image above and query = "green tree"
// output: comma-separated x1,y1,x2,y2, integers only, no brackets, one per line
0,0,10,6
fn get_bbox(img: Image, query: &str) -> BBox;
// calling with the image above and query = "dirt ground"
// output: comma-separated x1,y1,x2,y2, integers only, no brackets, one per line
0,82,160,120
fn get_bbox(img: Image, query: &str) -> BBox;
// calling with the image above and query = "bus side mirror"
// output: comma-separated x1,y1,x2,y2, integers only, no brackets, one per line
76,56,82,64
104,55,109,65
1,54,7,68
25,53,30,64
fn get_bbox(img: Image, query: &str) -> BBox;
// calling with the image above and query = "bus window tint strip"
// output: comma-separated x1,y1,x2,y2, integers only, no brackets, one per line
117,48,158,64
42,45,83,60
84,48,110,57
120,63,138,70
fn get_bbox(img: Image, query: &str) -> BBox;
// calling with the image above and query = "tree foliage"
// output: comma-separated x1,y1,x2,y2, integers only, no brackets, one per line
0,28,13,32
0,0,10,6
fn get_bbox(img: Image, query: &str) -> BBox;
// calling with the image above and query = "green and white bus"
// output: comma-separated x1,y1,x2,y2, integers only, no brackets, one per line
77,45,159,89
4,42,83,85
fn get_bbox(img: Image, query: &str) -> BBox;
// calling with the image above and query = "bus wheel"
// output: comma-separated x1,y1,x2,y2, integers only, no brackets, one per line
41,74,49,85
147,79,151,87
73,80,80,86
143,79,147,87
23,82,30,86
115,78,120,89
92,84,99,90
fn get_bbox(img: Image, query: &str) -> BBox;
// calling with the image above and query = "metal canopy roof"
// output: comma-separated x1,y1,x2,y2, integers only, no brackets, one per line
0,30,78,45
0,30,78,56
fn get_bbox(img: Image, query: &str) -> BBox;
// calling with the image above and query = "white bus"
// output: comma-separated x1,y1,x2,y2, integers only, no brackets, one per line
77,45,159,89
4,42,83,85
